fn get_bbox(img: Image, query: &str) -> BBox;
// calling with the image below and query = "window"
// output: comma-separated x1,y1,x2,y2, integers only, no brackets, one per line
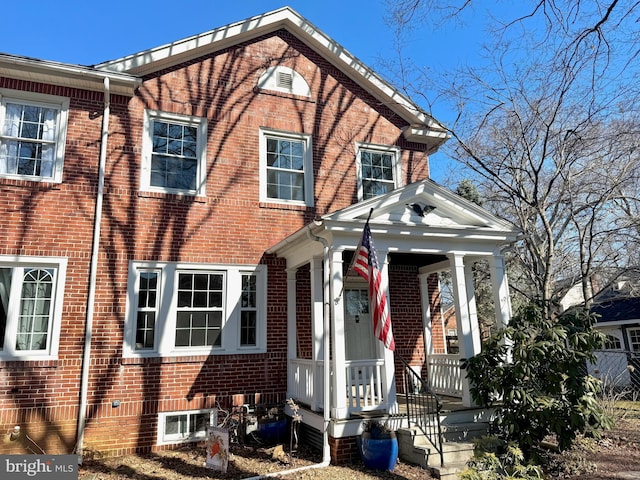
175,272,224,348
0,256,67,360
603,333,622,350
158,409,217,445
259,129,313,206
356,144,401,200
135,270,160,350
240,273,257,346
627,328,640,355
125,263,267,357
141,110,207,196
0,90,69,183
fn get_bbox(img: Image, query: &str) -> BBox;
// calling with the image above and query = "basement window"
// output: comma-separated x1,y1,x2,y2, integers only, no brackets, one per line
158,409,217,445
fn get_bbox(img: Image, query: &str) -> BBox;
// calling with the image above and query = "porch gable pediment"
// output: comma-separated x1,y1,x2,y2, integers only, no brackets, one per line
322,179,517,233
268,179,519,267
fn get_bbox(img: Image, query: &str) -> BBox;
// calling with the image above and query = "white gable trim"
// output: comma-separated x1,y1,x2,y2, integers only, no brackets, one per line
94,7,448,150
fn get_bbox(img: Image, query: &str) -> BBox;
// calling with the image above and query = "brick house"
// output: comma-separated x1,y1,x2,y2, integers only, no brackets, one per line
0,7,518,462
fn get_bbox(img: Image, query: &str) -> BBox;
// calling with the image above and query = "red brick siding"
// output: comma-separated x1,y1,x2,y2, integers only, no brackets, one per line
329,435,360,465
0,28,432,456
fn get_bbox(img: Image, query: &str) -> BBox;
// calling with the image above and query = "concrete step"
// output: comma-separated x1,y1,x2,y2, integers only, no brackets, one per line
430,460,471,480
397,427,475,471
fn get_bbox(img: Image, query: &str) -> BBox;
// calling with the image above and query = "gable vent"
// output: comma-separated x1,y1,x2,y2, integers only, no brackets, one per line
277,71,293,89
257,66,311,97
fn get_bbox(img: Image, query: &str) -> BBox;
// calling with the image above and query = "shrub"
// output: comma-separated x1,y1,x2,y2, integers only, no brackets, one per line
459,436,545,480
462,301,613,457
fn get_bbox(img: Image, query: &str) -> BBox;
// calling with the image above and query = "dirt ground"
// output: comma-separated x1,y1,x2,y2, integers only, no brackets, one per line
78,416,640,480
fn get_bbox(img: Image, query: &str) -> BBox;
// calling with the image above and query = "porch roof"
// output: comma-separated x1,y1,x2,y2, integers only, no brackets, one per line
267,179,521,268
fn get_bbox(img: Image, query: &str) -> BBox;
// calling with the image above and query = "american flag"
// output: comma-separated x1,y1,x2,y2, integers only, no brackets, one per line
352,220,395,351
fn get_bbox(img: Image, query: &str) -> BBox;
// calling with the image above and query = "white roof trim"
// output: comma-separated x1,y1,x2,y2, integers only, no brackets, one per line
0,54,141,96
94,7,448,149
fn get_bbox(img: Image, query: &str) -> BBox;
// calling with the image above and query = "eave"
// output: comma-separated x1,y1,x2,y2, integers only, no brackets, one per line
0,54,141,96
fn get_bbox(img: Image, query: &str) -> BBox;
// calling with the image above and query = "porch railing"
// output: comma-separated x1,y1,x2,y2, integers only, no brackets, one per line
288,358,387,413
288,358,324,410
345,359,385,412
428,353,463,397
400,355,444,467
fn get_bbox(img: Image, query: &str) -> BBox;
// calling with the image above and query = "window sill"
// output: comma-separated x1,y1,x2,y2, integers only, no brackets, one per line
0,358,59,368
121,349,267,364
259,201,313,212
138,191,207,203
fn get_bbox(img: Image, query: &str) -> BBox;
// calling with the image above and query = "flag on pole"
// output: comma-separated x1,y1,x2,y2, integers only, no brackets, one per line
352,219,395,351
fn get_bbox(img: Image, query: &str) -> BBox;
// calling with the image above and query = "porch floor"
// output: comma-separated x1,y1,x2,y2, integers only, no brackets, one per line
348,394,468,420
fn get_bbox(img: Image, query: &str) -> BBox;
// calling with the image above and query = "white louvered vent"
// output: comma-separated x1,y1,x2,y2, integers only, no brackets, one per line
257,66,311,97
277,71,293,89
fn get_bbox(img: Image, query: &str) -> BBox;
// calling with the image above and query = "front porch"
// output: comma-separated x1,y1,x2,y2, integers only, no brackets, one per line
267,180,518,465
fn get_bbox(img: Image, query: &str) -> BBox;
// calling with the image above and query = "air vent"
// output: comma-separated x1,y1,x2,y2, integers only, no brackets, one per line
277,72,293,89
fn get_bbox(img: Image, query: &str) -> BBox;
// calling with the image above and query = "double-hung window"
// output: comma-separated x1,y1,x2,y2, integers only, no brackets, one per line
141,110,207,196
0,90,69,183
628,327,640,355
260,129,313,206
356,143,401,200
125,263,267,357
0,256,67,360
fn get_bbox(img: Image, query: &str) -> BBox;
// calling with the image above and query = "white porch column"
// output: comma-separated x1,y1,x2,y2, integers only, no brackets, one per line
464,261,482,354
449,253,481,407
330,249,349,419
488,254,513,360
286,267,297,400
377,249,398,413
488,254,512,330
310,256,324,411
418,272,433,357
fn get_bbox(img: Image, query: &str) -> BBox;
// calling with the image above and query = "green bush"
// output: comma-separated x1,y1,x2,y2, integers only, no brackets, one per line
462,302,613,457
459,436,545,480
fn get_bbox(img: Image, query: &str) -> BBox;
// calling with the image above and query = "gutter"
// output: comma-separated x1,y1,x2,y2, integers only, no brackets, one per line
75,76,110,460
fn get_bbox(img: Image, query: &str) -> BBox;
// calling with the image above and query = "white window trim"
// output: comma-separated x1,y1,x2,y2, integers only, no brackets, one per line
259,128,314,207
0,89,69,183
140,109,207,197
0,255,67,361
157,408,217,445
123,262,267,358
627,327,640,354
355,142,402,201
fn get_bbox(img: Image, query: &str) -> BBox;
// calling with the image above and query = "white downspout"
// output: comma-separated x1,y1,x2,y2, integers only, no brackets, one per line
75,76,110,459
240,226,332,480
306,225,332,466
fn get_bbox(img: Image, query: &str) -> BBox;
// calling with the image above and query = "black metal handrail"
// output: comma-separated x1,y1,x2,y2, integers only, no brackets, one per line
398,355,444,467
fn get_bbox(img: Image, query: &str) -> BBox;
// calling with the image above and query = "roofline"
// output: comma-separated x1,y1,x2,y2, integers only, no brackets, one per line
0,53,141,96
595,319,640,327
94,7,449,150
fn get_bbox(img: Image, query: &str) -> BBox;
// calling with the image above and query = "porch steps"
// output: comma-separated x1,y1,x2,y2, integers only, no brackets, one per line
397,408,493,479
397,428,474,479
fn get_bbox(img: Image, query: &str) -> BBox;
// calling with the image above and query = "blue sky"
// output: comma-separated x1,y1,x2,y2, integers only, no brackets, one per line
1,1,482,182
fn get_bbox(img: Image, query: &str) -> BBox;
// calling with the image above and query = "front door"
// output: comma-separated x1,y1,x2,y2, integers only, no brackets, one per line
344,286,376,360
